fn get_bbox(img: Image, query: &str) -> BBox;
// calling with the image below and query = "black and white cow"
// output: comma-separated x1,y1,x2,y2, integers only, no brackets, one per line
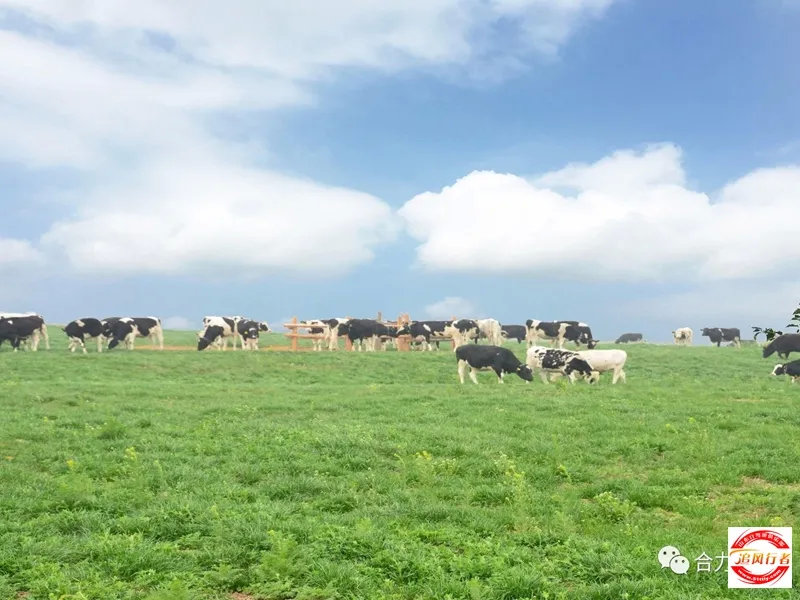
762,334,800,360
0,312,49,350
525,346,594,384
200,316,244,350
526,320,597,349
445,319,480,350
320,318,350,351
0,315,47,351
64,318,105,353
501,325,527,344
614,333,643,344
456,344,533,384
701,327,741,348
396,321,448,351
300,319,330,351
105,317,163,350
347,319,395,351
771,360,800,383
236,319,268,351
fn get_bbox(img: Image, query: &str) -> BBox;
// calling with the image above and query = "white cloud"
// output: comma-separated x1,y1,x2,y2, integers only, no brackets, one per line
0,238,44,269
40,157,396,275
399,144,800,282
424,296,476,319
0,0,618,275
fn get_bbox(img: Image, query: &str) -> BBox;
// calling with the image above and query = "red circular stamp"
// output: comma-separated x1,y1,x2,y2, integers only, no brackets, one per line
729,528,792,588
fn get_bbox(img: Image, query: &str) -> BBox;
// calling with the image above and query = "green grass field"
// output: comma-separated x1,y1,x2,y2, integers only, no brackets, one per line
0,332,798,599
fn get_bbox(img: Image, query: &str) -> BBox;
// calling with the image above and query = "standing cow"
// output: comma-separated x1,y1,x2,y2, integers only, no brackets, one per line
0,312,49,350
476,318,503,346
614,333,643,344
672,327,693,346
0,315,47,351
701,327,741,348
445,319,480,350
64,318,105,353
501,325,527,344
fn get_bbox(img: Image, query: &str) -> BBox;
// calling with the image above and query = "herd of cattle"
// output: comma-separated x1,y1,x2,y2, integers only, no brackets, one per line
1,312,800,384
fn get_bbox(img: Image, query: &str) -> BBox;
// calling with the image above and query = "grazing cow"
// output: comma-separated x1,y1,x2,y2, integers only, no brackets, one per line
0,315,46,351
236,319,266,351
701,327,741,348
106,317,163,350
526,320,597,349
198,316,237,351
576,349,628,384
525,346,594,384
396,321,448,351
672,327,693,346
762,334,800,360
64,318,105,353
456,344,533,384
501,325,527,344
771,360,800,383
200,316,244,350
104,317,138,350
0,312,49,350
614,333,643,344
444,319,480,350
347,319,395,351
477,318,503,346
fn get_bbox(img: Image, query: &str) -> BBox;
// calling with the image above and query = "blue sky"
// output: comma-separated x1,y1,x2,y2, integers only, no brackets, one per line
1,0,798,341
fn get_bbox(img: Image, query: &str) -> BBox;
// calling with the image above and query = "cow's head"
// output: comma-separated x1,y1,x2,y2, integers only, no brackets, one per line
395,323,410,336
242,326,259,340
701,328,712,336
771,364,786,376
197,326,223,350
516,364,533,382
565,357,593,381
258,321,271,333
587,338,598,349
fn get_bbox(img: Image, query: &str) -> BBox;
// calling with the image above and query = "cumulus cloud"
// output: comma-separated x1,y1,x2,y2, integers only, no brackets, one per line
399,144,800,282
0,0,619,275
40,158,396,275
424,296,476,319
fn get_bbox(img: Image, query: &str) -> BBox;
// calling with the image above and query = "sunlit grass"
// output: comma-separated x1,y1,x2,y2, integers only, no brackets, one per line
0,334,797,599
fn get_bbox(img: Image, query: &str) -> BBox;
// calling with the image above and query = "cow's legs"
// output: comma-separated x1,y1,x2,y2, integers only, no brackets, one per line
539,371,549,384
469,367,479,385
457,359,467,384
494,367,504,384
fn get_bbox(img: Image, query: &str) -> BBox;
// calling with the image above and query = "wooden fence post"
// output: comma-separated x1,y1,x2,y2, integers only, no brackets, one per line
290,316,298,351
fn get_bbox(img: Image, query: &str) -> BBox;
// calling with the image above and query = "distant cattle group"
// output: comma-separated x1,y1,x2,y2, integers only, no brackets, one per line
1,310,797,387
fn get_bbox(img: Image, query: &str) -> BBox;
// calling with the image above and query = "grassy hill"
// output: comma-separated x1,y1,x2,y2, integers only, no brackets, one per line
0,334,797,599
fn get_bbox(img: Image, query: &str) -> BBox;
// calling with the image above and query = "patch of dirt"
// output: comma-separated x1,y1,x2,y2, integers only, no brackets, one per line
230,594,256,600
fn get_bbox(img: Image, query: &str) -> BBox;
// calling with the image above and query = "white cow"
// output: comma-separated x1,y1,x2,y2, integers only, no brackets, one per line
672,327,693,346
0,312,49,350
576,349,628,384
477,318,503,346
